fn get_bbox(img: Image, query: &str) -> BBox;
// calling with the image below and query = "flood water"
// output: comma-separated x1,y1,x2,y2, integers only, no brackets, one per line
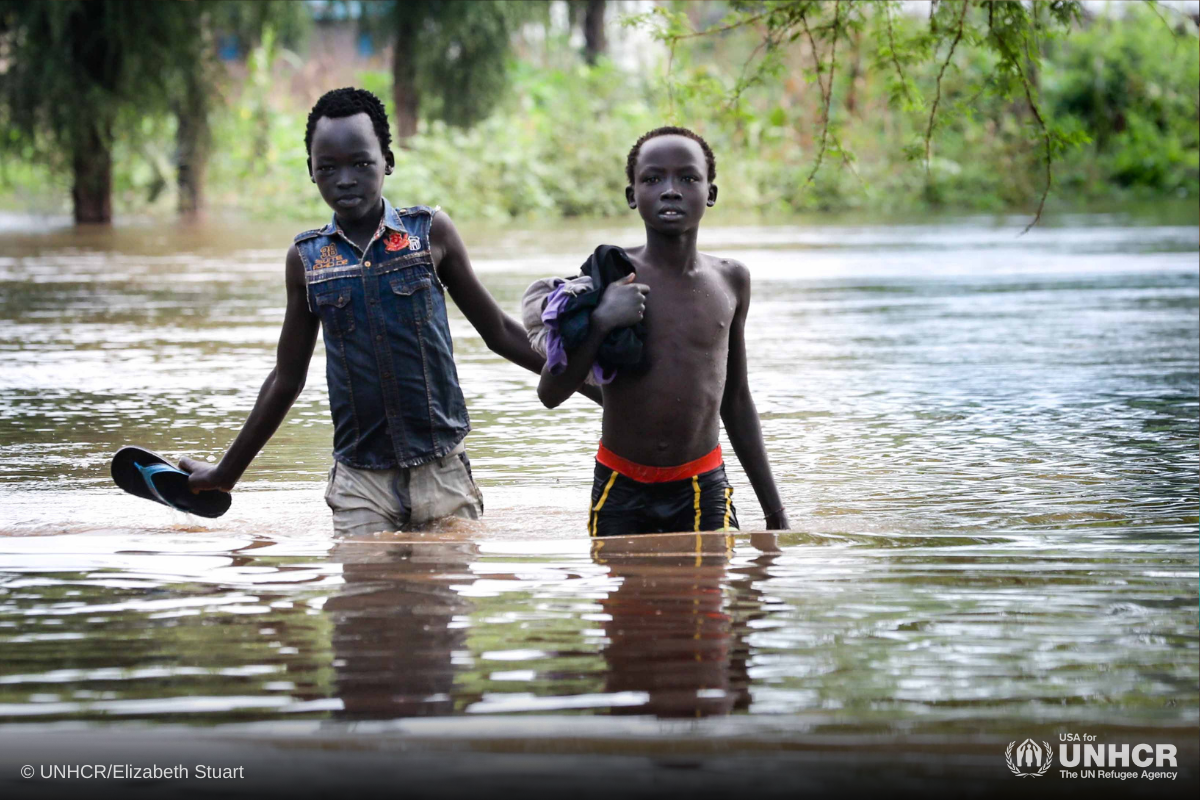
0,210,1196,749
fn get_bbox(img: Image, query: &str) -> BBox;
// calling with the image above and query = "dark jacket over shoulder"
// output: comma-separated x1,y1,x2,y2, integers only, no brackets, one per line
559,245,649,376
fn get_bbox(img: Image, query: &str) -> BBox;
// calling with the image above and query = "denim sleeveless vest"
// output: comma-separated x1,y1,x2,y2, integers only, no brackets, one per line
294,199,469,469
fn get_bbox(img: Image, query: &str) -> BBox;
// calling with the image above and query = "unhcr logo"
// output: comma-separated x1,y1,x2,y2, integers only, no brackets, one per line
1006,739,1054,777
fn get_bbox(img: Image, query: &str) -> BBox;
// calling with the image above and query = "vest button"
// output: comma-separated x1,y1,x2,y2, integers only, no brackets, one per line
375,334,382,341
363,260,371,267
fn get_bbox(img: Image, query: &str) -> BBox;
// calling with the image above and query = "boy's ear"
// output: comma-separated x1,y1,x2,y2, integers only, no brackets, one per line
384,149,395,175
625,185,636,209
307,156,315,184
707,184,718,207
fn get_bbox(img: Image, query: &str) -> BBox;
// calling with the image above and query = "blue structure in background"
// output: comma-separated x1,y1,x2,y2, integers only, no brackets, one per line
309,0,361,22
218,34,241,62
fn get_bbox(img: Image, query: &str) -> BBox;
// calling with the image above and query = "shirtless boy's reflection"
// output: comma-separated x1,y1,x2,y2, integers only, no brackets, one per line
592,532,779,718
325,533,478,718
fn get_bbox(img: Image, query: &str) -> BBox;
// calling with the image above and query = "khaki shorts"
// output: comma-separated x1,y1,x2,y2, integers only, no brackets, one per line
324,441,484,535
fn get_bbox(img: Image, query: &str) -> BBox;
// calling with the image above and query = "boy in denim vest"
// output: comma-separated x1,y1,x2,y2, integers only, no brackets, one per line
180,88,594,534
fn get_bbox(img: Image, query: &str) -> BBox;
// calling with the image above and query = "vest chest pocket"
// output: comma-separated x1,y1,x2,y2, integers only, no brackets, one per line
314,289,355,335
389,275,433,319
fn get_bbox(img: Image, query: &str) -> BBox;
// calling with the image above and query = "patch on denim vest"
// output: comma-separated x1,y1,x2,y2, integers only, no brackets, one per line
383,231,409,252
313,243,351,270
386,232,421,252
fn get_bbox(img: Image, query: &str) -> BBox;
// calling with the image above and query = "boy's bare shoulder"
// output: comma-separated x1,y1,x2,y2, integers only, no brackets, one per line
284,243,305,287
701,252,751,298
285,242,303,269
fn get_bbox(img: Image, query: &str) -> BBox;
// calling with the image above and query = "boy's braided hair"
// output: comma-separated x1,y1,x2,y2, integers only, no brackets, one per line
625,126,716,184
305,87,392,155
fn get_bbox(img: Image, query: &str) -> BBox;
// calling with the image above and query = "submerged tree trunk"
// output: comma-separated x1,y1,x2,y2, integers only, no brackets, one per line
176,67,211,218
583,0,606,65
392,39,420,141
72,123,113,225
176,13,213,218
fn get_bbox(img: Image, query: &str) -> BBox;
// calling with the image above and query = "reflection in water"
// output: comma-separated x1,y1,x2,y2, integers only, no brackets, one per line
320,532,783,722
326,535,477,718
593,533,777,718
0,529,1195,732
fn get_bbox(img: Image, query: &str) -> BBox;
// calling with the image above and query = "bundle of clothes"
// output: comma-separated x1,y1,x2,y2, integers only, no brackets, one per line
521,244,649,385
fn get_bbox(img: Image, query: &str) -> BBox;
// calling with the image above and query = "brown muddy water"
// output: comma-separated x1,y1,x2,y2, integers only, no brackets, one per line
0,210,1196,796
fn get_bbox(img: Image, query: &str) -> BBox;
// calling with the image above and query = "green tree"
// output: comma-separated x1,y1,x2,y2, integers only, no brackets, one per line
0,1,197,223
361,1,541,141
0,0,305,223
583,0,608,65
1046,2,1199,194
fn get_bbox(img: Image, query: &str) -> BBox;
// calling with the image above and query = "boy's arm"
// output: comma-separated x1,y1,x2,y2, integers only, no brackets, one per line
537,273,647,409
720,262,789,530
430,212,601,405
179,245,320,491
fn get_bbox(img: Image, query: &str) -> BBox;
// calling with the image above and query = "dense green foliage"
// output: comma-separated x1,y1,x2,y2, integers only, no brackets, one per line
360,0,537,130
0,0,202,221
634,0,1196,223
0,1,189,162
1047,9,1200,197
0,1,1195,222
0,0,305,220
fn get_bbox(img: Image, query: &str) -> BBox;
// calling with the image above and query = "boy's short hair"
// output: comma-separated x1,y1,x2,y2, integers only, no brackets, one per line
625,126,716,185
305,87,392,155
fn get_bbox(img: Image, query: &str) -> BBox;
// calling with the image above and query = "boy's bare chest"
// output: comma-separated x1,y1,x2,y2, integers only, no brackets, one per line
641,272,736,349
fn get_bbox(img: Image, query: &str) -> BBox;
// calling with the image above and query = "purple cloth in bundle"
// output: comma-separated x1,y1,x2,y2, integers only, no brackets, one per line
541,285,615,385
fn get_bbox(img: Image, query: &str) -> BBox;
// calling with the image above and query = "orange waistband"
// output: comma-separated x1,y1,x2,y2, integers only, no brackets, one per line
596,442,723,484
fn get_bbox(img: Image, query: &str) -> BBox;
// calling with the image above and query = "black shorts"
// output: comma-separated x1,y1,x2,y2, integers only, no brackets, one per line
588,461,739,537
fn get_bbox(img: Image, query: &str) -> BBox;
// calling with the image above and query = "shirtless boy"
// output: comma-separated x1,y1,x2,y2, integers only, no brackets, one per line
538,127,789,535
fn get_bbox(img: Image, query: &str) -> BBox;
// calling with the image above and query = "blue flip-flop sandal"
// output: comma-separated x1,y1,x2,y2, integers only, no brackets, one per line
111,446,231,519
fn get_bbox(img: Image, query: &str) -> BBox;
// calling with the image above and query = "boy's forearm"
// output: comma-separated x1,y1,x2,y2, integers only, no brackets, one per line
490,316,602,406
722,390,788,529
538,320,609,409
213,369,303,485
488,315,547,374
576,383,603,406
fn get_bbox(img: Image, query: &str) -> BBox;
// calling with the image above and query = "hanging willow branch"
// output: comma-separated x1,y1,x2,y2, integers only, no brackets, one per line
924,0,968,180
985,0,1059,234
631,0,1084,231
1015,60,1052,234
799,0,840,186
724,22,784,115
884,3,913,105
